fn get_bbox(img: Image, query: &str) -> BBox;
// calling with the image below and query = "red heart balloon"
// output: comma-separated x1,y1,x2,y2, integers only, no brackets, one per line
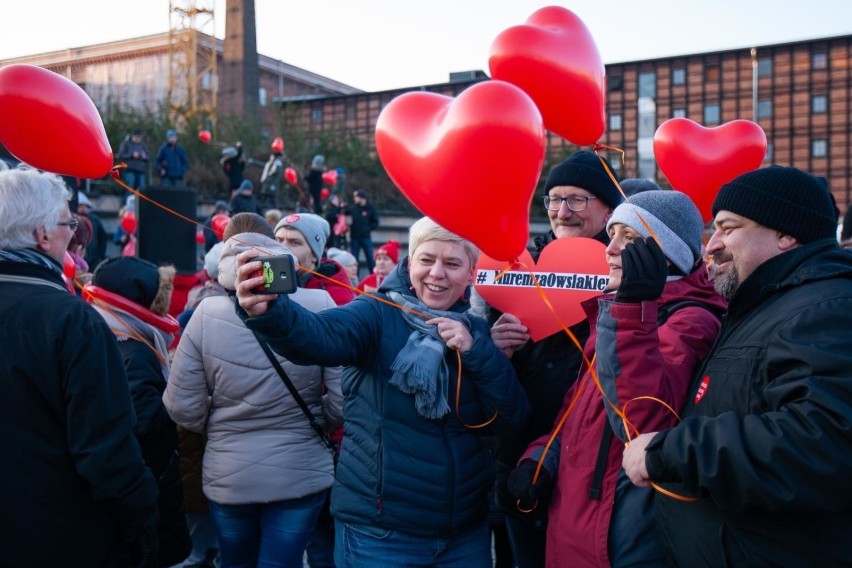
271,137,284,153
475,237,609,342
284,167,299,186
198,130,212,143
0,64,113,178
654,118,767,221
489,6,605,146
211,213,230,241
320,188,330,200
195,230,205,245
321,170,338,186
375,80,545,261
120,211,137,234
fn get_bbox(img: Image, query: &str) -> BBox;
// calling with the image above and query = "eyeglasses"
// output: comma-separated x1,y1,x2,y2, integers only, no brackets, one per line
543,195,598,212
57,219,79,232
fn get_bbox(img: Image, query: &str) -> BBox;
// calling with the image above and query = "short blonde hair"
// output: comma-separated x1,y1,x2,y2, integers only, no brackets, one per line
408,217,479,267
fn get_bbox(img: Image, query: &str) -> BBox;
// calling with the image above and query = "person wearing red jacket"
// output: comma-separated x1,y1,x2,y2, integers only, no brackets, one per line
356,239,400,294
509,190,726,567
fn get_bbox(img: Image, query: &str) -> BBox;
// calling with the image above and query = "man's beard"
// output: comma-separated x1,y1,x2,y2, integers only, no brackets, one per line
713,264,739,301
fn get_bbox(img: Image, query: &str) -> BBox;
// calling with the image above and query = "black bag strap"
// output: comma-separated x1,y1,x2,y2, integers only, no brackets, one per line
252,331,336,453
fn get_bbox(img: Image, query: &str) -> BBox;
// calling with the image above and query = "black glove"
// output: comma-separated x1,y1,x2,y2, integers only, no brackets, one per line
117,513,159,568
615,237,668,303
507,460,554,506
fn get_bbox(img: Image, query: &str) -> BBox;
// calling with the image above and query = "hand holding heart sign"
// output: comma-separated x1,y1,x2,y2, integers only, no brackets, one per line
475,237,609,342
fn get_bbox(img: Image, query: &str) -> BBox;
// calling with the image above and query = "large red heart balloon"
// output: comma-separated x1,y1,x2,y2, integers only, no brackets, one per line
489,6,605,146
475,237,609,342
321,170,338,186
0,64,113,178
375,80,545,261
654,118,767,221
284,167,299,186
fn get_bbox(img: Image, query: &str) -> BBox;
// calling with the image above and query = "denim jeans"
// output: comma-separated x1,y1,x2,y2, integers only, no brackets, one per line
208,490,327,568
349,238,374,273
334,519,492,568
123,170,146,190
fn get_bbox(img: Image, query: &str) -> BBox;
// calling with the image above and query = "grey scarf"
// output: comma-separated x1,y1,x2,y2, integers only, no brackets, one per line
387,290,471,420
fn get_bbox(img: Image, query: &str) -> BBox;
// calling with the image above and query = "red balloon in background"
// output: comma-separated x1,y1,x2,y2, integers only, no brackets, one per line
375,80,546,261
198,130,212,143
321,170,338,186
211,214,230,241
320,188,330,200
196,230,205,245
284,167,299,186
120,211,137,234
271,137,284,153
489,6,605,146
654,118,767,221
0,64,113,178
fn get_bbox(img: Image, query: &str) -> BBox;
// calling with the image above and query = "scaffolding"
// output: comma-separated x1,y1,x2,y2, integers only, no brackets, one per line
168,0,217,128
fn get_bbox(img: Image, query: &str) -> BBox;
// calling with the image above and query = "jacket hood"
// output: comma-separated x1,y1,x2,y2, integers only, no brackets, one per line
218,232,293,291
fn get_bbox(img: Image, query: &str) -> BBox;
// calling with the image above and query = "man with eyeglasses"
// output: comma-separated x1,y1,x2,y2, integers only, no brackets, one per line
0,168,161,566
488,150,623,567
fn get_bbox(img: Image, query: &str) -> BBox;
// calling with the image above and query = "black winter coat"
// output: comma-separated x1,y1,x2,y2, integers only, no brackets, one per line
647,240,852,567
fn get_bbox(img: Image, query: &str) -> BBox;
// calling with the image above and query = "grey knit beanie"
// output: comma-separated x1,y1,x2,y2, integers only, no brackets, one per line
712,166,837,243
274,212,330,263
607,190,704,275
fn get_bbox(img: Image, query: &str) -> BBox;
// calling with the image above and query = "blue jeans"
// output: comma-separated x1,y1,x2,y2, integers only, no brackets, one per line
350,238,374,273
208,490,327,568
123,170,146,190
334,520,491,568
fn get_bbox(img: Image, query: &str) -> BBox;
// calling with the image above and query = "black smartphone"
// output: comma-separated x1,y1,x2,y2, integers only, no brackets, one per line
252,254,297,295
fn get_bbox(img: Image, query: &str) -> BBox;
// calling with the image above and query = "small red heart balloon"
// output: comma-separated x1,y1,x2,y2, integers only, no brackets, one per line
271,137,284,153
198,130,212,143
196,230,205,245
120,211,137,234
284,167,299,186
375,80,545,261
62,251,77,280
475,237,609,341
654,118,767,221
320,188,330,200
0,64,113,178
489,6,605,146
321,170,338,186
211,213,230,241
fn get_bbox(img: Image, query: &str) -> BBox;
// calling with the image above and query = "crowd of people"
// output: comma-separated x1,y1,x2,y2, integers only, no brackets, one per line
2,149,852,568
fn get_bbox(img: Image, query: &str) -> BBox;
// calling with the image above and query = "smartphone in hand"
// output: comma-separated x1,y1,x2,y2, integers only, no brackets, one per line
251,254,297,295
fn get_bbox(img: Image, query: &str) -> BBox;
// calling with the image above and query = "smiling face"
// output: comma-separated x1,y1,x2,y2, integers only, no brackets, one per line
547,185,612,239
408,239,474,311
706,210,789,300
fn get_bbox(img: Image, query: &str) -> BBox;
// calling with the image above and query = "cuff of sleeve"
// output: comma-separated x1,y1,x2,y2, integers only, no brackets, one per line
645,430,674,482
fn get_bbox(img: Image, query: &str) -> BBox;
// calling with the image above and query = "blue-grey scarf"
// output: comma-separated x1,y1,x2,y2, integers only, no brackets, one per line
0,248,63,275
387,290,471,420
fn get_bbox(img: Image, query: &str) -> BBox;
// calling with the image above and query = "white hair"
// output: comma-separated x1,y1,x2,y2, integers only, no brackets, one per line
0,168,70,250
408,217,480,267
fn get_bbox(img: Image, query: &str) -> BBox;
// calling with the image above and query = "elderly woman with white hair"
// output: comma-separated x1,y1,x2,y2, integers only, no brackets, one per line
234,216,529,567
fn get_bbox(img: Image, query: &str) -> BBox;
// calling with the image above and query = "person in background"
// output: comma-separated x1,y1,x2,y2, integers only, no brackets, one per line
509,190,725,567
323,193,347,249
622,166,852,567
260,143,285,212
265,208,283,230
165,213,343,568
327,247,359,287
76,191,108,268
357,240,400,293
348,188,379,274
620,177,663,197
156,129,189,188
274,213,355,306
87,256,192,567
118,128,151,191
65,213,93,293
0,167,159,566
305,154,326,216
203,200,231,253
488,150,624,567
234,216,529,568
220,141,245,196
229,179,261,215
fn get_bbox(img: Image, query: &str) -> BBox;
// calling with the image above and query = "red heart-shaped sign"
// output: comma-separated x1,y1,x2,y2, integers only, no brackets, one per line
489,6,605,146
475,237,609,342
375,80,545,261
654,118,767,221
0,64,113,178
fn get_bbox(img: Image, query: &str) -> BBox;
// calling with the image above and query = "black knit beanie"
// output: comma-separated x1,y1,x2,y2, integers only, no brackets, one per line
712,166,837,243
544,151,623,209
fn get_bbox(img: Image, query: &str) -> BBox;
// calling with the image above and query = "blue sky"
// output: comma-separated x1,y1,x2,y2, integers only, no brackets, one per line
1,0,849,92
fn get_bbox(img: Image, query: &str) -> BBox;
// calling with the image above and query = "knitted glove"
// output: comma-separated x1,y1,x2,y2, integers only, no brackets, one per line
507,460,554,504
615,238,668,303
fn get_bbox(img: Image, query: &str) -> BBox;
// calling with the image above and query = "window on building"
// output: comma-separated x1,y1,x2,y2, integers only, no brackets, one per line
705,64,720,82
672,68,686,85
812,139,827,158
757,57,772,77
673,108,686,118
639,72,656,98
765,143,773,162
609,113,622,131
704,103,720,125
258,87,267,107
812,94,828,113
608,75,624,92
312,108,323,123
812,51,828,70
757,99,772,119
